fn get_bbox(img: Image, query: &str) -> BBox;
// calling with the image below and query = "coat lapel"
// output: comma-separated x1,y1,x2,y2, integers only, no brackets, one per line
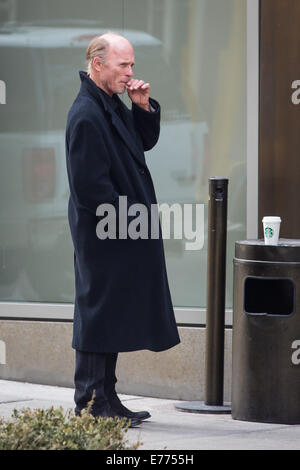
107,103,147,168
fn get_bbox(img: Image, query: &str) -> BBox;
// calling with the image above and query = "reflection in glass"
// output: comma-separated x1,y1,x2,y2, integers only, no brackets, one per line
0,0,246,312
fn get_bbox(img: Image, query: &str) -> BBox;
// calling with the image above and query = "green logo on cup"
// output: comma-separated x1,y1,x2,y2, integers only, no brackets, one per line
265,227,274,238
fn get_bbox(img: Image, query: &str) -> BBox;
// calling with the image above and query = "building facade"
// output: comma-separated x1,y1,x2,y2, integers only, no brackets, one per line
0,0,297,400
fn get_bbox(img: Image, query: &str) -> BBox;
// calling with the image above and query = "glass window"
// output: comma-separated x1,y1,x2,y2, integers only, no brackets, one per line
0,0,246,316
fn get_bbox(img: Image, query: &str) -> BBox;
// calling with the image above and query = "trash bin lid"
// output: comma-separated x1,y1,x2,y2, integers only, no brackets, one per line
235,239,300,262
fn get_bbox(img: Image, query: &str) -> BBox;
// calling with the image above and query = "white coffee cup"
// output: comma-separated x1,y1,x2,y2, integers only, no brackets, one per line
262,216,281,245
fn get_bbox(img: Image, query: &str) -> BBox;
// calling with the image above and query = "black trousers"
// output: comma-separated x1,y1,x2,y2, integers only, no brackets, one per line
74,350,119,416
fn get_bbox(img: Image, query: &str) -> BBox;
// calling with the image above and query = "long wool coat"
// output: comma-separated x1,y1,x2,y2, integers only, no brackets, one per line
65,71,180,353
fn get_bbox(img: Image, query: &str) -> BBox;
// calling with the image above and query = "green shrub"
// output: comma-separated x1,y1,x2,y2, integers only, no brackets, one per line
0,402,141,450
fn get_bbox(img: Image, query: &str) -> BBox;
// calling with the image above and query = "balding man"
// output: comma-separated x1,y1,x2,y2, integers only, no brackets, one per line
65,33,180,427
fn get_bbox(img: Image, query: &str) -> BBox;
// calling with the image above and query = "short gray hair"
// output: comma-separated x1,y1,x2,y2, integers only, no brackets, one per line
86,35,109,75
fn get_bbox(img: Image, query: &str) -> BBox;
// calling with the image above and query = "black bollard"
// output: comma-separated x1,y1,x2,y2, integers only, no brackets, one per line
205,177,228,407
175,177,231,414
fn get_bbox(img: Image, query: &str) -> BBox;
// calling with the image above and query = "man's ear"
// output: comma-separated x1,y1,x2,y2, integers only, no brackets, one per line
93,57,103,72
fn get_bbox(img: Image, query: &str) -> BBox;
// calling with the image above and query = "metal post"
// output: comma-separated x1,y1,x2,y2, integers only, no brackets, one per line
205,177,228,406
175,177,231,414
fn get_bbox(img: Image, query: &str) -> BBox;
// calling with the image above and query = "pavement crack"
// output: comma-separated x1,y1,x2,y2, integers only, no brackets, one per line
0,399,33,405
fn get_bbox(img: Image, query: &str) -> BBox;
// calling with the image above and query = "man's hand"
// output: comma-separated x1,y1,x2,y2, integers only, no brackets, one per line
126,79,150,111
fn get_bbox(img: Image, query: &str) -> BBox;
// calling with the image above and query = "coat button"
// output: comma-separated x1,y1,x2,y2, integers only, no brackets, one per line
139,168,146,175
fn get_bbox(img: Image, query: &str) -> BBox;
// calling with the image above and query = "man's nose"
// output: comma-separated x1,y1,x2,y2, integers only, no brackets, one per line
127,66,134,77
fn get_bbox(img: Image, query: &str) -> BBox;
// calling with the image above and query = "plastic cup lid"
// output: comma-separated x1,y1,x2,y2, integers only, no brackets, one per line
262,216,281,223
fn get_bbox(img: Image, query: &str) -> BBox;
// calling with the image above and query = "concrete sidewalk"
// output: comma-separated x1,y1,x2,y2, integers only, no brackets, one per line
0,379,300,450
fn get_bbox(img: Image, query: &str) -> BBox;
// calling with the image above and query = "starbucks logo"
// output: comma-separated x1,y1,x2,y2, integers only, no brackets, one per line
265,227,274,238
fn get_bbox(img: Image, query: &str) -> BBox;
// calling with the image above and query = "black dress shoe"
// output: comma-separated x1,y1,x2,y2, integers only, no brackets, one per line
111,401,151,421
75,405,142,428
110,410,142,428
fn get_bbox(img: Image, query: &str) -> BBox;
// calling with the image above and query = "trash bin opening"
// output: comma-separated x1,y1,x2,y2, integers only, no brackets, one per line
244,276,295,317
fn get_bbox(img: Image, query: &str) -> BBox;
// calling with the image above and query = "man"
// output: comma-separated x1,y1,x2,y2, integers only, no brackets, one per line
65,32,180,427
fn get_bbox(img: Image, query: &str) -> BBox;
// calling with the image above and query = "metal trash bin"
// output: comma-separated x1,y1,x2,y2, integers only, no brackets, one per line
232,239,300,424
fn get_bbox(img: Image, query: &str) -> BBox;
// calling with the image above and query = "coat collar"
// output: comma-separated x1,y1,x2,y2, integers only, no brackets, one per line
79,71,146,168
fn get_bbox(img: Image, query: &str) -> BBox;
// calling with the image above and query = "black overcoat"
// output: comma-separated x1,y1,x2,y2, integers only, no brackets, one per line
65,71,180,353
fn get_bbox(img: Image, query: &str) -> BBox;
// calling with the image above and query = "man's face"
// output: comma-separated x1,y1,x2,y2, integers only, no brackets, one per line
97,40,135,96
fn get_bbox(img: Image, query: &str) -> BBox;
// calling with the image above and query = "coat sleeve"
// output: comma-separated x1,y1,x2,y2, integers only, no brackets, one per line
131,98,161,152
66,117,138,223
